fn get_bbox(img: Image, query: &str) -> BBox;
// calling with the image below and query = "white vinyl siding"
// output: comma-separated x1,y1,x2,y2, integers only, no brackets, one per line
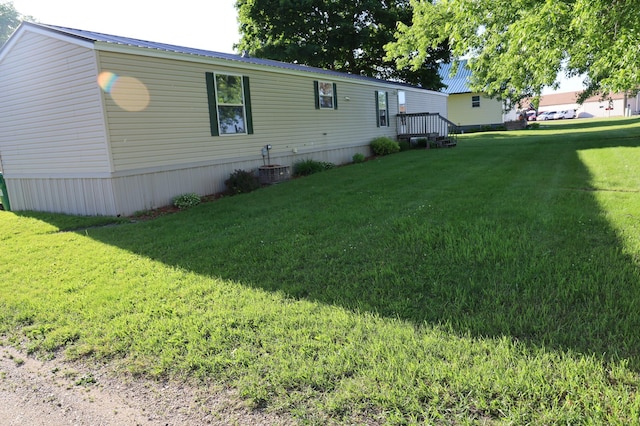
98,51,406,172
402,89,448,117
0,31,110,175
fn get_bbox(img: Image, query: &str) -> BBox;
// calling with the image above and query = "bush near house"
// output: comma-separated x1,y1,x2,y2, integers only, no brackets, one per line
293,159,335,177
224,169,260,194
370,136,400,155
352,153,366,163
172,193,201,209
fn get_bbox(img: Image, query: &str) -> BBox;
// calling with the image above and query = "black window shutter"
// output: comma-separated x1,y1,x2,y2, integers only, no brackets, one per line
314,80,320,109
242,76,254,134
385,91,390,127
375,91,380,127
333,83,338,109
205,72,219,136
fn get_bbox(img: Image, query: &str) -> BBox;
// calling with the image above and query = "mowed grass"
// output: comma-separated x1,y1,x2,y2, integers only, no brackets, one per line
2,117,640,424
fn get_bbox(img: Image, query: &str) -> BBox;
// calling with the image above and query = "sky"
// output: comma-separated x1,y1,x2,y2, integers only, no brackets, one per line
8,0,583,94
10,0,241,53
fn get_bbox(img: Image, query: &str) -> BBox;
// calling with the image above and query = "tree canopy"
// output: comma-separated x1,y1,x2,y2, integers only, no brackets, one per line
386,0,640,105
235,0,449,89
0,1,34,47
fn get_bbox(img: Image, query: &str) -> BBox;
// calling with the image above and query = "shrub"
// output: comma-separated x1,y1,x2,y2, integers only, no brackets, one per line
293,159,335,177
322,161,336,170
352,153,366,164
399,140,412,151
370,137,400,156
172,193,201,209
225,169,260,194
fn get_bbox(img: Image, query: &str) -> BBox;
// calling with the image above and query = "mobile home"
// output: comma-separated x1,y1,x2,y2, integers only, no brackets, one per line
0,23,448,216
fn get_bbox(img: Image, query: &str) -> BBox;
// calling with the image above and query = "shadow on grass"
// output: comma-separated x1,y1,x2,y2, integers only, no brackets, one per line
21,119,640,369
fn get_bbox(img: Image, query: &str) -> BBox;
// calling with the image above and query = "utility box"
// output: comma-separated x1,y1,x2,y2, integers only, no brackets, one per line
258,165,290,185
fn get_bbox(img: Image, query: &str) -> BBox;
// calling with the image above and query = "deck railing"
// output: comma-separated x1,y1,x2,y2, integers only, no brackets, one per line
396,112,460,147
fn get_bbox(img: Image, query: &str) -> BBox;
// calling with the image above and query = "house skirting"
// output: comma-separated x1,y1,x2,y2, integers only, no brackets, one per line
4,143,369,216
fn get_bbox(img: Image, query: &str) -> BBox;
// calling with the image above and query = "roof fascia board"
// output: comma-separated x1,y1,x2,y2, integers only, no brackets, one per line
94,41,445,96
26,22,95,49
0,27,21,63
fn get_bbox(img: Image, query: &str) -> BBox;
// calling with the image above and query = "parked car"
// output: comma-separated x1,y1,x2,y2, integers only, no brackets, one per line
552,111,565,120
559,109,576,119
526,110,537,121
537,111,556,121
538,111,557,121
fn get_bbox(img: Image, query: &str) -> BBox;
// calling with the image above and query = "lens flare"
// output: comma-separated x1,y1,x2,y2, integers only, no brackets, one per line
97,71,118,93
97,71,150,112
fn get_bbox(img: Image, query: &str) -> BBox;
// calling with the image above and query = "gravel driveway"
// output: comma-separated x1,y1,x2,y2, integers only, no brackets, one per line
0,345,294,425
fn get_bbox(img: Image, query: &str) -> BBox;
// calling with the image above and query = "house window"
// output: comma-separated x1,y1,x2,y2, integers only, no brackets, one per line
472,95,480,108
205,72,254,136
215,74,246,134
398,91,406,114
376,91,389,127
314,81,338,109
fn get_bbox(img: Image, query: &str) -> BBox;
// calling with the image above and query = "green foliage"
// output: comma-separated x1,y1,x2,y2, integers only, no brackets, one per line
370,136,400,156
0,2,36,47
224,169,260,194
293,159,335,177
352,153,366,164
172,193,201,209
235,0,449,88
398,140,411,151
387,0,640,104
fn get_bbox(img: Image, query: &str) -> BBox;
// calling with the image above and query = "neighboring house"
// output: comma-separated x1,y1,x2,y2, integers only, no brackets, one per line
0,22,448,216
537,91,640,119
438,60,516,130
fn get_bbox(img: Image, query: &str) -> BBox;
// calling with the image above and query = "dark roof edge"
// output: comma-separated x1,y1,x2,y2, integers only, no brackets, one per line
22,22,443,93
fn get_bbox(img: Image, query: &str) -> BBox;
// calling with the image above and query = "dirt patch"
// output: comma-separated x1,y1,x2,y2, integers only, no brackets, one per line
0,345,295,425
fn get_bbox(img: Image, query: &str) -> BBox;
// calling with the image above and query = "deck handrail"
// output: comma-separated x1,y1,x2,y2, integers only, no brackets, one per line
396,112,460,147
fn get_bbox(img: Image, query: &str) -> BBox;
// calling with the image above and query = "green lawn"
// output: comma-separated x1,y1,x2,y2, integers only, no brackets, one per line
2,117,640,424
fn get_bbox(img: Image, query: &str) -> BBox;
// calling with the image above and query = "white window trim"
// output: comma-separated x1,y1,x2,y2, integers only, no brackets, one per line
215,72,248,135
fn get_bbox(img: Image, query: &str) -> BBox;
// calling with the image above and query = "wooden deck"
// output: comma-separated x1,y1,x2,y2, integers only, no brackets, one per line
397,112,460,148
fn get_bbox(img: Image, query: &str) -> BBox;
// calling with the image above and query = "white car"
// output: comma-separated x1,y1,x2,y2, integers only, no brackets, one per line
537,111,556,121
559,109,576,119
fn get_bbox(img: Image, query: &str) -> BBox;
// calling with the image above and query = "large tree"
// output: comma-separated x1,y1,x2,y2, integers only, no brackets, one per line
386,0,640,105
0,1,34,47
235,0,449,89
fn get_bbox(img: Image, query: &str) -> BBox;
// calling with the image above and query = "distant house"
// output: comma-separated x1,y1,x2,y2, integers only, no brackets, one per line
438,60,517,130
0,22,448,216
537,91,640,118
